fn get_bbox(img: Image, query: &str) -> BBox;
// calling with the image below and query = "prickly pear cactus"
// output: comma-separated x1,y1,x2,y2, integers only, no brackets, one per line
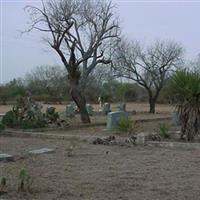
2,97,45,129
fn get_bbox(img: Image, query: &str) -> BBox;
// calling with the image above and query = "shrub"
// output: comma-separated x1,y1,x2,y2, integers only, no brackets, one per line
2,97,46,129
45,107,59,123
18,168,33,192
158,123,170,139
0,123,5,131
171,70,200,141
2,97,67,129
117,117,135,134
2,110,18,127
20,119,46,129
0,177,7,194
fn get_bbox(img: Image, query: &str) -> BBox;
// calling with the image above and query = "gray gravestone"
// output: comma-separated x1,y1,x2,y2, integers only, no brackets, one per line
0,153,14,162
29,148,54,155
107,111,128,130
66,104,75,117
172,112,180,126
102,103,111,115
119,103,126,112
136,132,146,145
86,104,94,116
98,96,103,111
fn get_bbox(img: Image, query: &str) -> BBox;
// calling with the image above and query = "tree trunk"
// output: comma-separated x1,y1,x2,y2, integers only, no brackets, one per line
69,81,91,124
66,46,91,124
149,97,156,113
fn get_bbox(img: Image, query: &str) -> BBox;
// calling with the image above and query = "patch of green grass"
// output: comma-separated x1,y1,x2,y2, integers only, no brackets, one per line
158,123,170,139
117,117,135,135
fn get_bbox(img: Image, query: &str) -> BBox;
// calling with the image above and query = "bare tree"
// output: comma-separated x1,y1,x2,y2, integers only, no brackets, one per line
191,53,200,73
24,0,120,123
24,65,68,98
114,40,183,113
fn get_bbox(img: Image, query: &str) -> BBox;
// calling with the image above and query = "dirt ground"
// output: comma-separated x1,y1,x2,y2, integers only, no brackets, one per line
1,103,189,200
0,102,173,114
0,103,173,129
0,136,200,200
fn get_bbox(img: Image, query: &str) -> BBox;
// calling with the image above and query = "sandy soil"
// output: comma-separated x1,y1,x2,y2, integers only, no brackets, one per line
0,102,173,114
35,118,172,138
0,136,200,200
0,103,173,129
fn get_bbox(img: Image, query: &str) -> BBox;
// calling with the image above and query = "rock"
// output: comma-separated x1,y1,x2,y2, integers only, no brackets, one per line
148,132,161,141
0,153,14,162
29,148,54,155
93,136,116,145
93,135,136,146
131,110,137,115
107,111,128,130
125,136,137,145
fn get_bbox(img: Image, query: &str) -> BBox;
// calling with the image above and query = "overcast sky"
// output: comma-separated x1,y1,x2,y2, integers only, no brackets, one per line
1,0,200,83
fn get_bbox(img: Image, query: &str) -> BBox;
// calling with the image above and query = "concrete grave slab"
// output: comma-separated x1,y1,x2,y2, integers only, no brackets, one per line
29,148,54,155
0,153,14,162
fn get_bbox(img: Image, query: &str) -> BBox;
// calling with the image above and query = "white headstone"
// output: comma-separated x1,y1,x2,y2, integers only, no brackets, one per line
98,96,103,109
102,103,111,115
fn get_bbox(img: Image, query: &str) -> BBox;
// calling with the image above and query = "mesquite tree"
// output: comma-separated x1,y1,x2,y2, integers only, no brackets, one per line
24,0,120,123
114,40,183,113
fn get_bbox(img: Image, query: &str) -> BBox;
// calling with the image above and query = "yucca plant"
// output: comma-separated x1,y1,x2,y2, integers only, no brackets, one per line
171,70,200,141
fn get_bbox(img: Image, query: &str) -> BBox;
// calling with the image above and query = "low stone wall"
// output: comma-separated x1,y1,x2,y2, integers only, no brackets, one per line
2,129,200,151
1,129,96,142
148,141,200,150
4,122,106,133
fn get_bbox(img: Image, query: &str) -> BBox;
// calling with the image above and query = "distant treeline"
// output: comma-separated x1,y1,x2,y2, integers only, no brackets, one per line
0,65,174,105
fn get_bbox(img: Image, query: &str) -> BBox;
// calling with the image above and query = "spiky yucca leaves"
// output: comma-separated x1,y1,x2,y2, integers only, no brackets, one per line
171,70,200,141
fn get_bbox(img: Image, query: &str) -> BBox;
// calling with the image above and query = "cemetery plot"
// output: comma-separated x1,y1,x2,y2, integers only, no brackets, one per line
1,136,200,200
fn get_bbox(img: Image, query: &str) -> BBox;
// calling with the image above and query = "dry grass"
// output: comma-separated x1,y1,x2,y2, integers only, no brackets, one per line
0,102,173,114
0,136,200,200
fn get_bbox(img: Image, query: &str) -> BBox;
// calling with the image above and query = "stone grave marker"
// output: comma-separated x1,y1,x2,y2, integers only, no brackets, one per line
66,104,75,117
102,103,111,115
86,104,94,116
98,96,103,111
0,153,14,162
136,132,146,145
118,102,126,112
29,148,54,155
107,111,128,130
0,113,5,121
172,112,181,126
